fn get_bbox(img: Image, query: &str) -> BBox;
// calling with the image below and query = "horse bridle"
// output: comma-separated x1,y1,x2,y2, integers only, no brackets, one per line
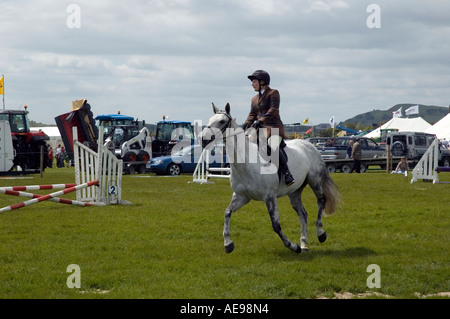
202,111,250,149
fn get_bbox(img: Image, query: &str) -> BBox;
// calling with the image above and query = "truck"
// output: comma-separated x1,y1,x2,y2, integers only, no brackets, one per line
0,107,50,173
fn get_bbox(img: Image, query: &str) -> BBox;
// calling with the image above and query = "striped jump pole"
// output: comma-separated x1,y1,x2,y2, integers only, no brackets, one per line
0,180,99,213
0,188,98,207
0,183,77,192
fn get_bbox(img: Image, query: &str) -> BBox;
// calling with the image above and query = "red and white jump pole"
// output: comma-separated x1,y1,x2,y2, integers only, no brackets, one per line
1,183,77,192
0,180,99,213
0,188,97,207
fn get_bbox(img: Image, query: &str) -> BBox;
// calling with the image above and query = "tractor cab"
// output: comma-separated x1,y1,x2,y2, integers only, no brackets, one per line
152,118,194,157
95,113,141,148
0,107,50,171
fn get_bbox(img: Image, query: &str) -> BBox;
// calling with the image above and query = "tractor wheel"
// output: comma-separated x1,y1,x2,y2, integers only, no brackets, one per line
138,164,147,174
123,152,137,162
138,150,150,162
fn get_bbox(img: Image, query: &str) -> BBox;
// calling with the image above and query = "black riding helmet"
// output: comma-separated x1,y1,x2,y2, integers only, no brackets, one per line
248,70,270,86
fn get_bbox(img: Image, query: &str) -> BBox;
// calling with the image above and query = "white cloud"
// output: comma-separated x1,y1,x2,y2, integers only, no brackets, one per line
0,0,449,126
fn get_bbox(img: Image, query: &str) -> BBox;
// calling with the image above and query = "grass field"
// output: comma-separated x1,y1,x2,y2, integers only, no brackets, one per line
0,166,449,299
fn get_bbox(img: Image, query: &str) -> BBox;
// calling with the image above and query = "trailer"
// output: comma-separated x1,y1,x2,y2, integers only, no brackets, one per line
324,156,405,173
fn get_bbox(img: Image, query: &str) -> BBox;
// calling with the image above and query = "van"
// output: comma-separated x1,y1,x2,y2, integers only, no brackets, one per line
386,131,436,160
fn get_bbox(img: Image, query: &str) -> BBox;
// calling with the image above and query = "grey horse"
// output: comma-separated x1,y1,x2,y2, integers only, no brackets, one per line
199,103,341,253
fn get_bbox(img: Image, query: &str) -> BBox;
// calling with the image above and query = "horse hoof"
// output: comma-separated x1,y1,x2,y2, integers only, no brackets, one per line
225,242,235,253
295,245,302,254
318,232,327,243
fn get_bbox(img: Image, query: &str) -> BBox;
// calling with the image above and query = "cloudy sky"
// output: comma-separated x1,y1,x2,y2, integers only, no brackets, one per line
1,0,449,126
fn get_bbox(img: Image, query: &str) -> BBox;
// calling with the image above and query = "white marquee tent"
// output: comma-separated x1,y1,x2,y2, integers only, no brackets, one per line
364,117,432,139
426,113,450,141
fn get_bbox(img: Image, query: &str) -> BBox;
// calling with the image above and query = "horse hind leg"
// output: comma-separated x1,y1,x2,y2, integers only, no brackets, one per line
265,195,301,253
223,193,250,253
309,178,328,243
288,188,309,251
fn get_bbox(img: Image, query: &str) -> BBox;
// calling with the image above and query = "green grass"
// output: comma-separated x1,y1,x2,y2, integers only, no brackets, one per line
0,167,449,299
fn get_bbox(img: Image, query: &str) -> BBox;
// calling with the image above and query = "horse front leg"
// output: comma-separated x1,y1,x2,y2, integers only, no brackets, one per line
288,190,309,251
224,192,250,253
265,195,301,253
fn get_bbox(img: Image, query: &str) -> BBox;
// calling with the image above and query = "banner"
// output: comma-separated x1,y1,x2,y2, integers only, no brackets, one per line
0,76,4,95
392,106,402,118
405,105,419,116
329,116,335,128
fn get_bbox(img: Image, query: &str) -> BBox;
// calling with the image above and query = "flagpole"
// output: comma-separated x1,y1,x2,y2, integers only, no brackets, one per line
1,74,4,110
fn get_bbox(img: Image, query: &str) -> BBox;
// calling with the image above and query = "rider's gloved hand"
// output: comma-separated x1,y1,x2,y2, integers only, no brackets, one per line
251,120,261,129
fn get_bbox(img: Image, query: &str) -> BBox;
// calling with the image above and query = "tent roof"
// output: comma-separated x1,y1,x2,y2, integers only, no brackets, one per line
426,113,450,140
31,126,61,137
364,117,431,139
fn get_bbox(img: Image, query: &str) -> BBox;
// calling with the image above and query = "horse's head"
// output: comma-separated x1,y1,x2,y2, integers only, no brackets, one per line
198,103,233,148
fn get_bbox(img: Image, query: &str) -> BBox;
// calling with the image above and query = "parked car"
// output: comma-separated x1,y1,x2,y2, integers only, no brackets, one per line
318,136,386,160
305,137,331,147
386,131,450,166
147,144,228,175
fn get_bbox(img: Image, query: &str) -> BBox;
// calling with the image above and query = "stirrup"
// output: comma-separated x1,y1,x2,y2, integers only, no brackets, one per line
285,173,295,186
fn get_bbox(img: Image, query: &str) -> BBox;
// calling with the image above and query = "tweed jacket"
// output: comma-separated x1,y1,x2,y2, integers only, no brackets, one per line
244,87,285,137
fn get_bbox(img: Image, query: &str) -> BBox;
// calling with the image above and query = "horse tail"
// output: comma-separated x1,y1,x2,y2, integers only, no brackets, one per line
322,174,341,217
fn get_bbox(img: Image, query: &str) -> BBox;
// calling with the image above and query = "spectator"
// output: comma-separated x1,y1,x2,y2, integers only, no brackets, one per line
351,138,362,173
48,145,53,168
392,156,409,174
55,144,62,168
346,140,354,159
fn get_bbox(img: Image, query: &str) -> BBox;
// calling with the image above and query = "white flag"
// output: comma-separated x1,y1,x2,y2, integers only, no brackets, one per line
405,105,419,116
392,106,402,118
329,116,335,128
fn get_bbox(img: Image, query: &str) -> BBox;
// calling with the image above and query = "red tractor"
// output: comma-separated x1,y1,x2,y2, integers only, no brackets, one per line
0,107,50,172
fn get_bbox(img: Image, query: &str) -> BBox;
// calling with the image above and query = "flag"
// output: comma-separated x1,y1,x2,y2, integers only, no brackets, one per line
392,106,402,118
405,105,419,116
305,127,313,134
302,118,309,125
0,76,4,95
329,116,335,128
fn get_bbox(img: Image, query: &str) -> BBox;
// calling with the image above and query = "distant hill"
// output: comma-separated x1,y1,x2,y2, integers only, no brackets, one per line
341,104,449,127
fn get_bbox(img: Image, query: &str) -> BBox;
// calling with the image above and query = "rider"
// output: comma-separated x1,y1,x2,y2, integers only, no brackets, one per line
242,70,295,186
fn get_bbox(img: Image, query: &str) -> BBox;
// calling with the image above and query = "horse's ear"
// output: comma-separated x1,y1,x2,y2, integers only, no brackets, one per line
212,103,219,114
225,103,230,115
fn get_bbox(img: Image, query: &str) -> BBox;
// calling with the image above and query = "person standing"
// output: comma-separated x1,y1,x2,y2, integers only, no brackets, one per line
351,138,362,173
346,140,354,159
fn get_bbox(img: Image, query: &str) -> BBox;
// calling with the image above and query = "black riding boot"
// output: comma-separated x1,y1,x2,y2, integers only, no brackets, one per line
279,144,295,186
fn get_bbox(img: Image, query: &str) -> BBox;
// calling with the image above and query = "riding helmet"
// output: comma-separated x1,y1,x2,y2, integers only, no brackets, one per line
248,70,270,86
